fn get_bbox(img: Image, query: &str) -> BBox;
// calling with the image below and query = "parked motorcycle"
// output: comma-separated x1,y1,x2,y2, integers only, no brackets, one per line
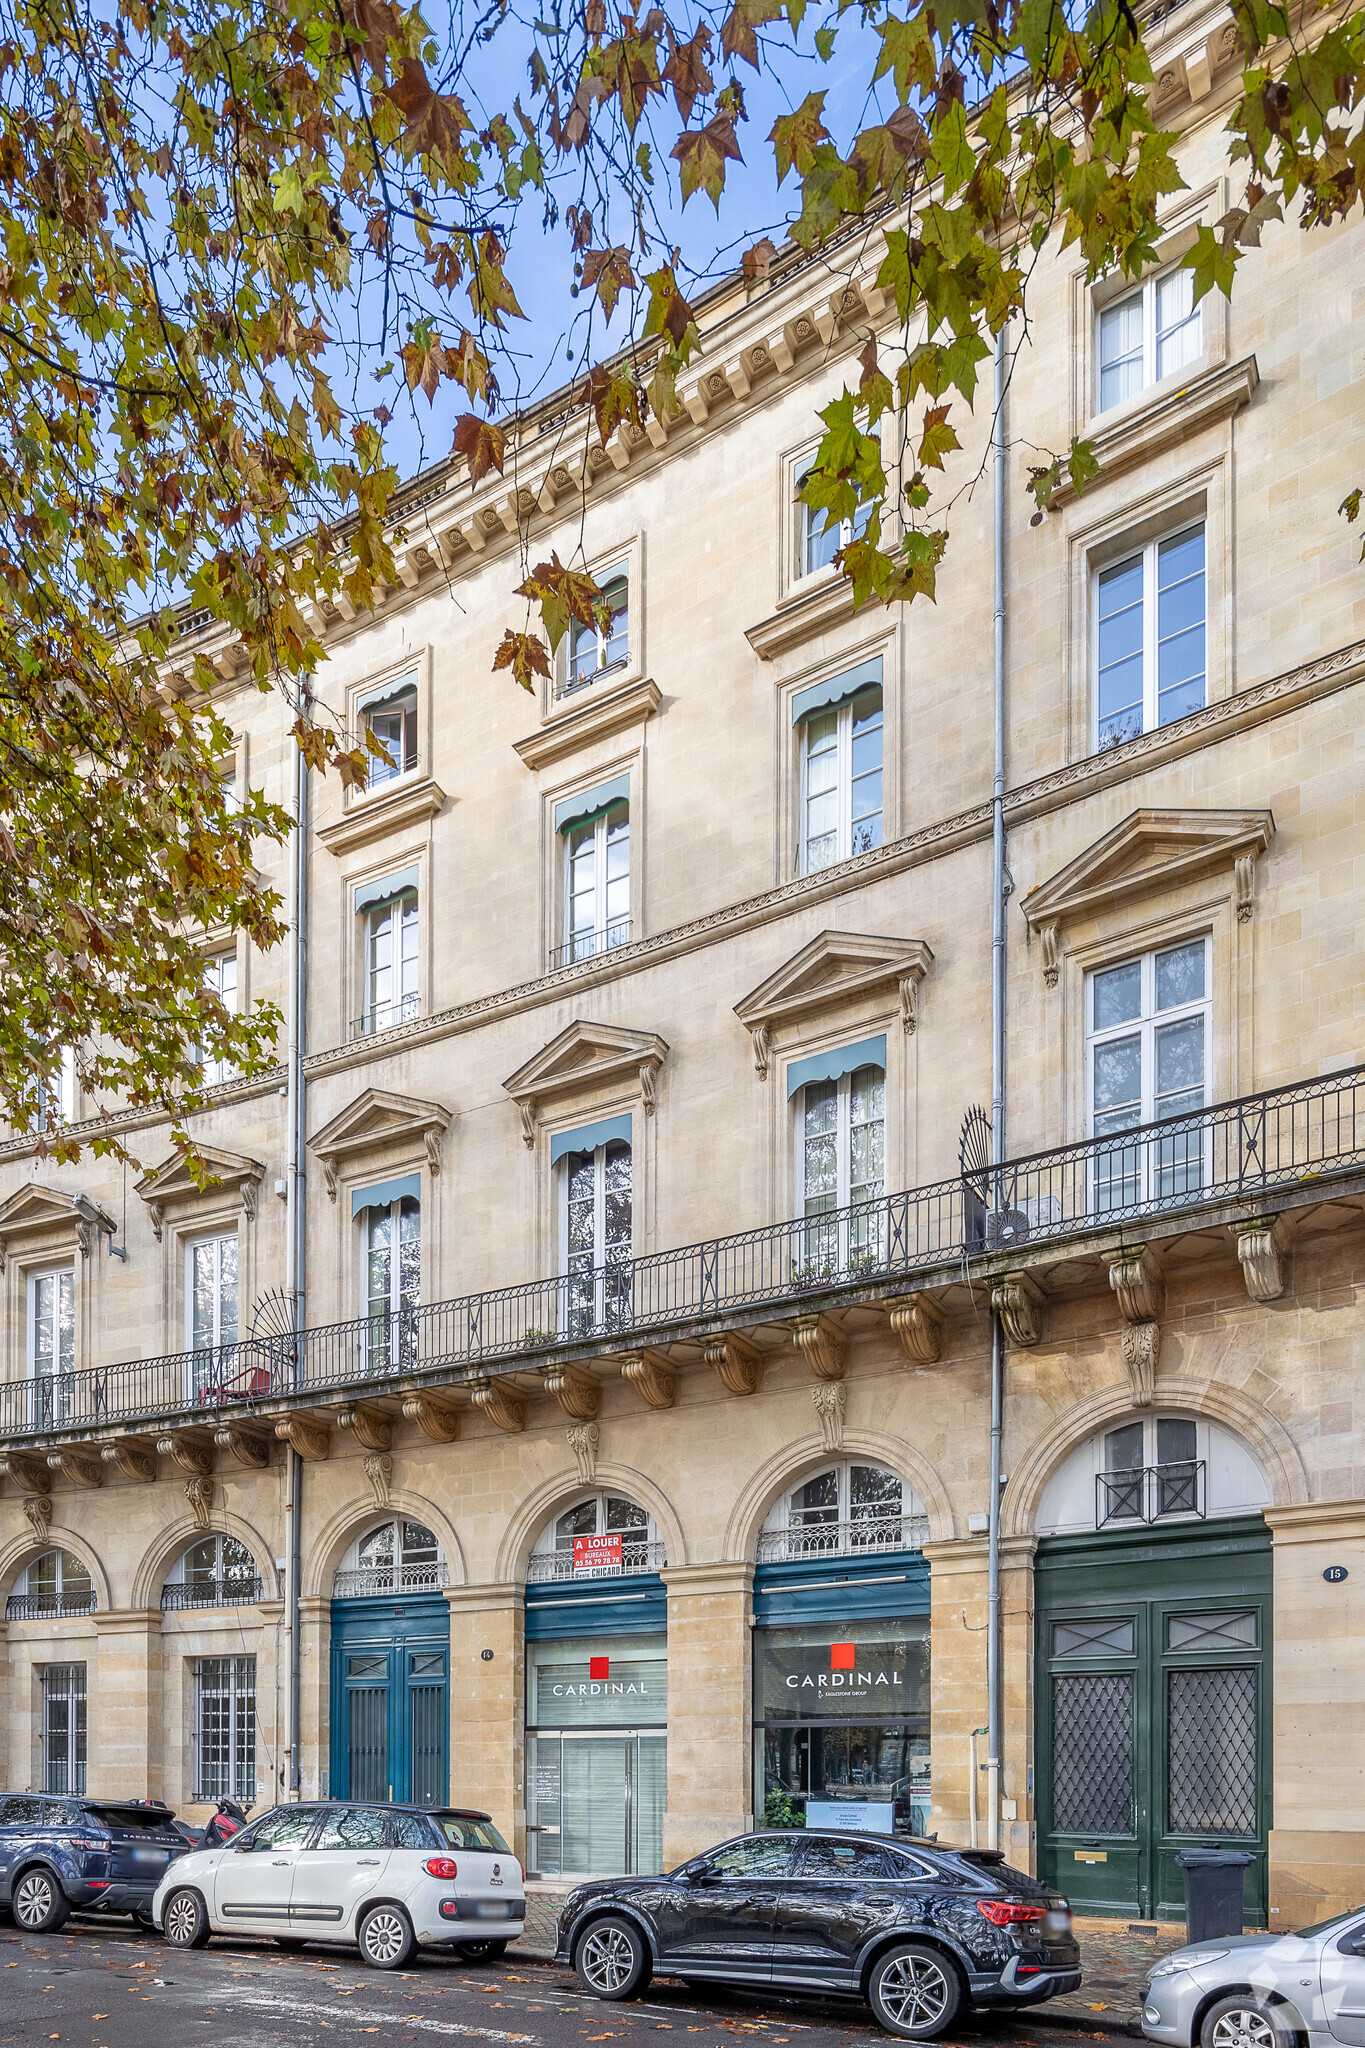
171,1798,251,1850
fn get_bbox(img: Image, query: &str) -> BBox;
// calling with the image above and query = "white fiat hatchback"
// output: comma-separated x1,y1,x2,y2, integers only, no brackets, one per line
153,1802,525,1968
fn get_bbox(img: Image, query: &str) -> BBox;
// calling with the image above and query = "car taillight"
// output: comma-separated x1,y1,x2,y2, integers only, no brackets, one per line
425,1856,459,1879
70,1838,107,1851
977,1900,1047,1927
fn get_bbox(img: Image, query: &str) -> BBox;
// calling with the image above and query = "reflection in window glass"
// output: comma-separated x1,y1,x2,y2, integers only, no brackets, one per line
1096,527,1205,750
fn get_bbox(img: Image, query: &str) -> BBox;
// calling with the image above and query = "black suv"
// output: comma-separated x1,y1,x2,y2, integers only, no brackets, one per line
0,1793,189,1931
555,1831,1082,2040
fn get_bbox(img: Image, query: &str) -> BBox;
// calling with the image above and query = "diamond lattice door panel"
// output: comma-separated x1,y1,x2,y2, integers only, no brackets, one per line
1051,1671,1135,1835
1167,1666,1257,1835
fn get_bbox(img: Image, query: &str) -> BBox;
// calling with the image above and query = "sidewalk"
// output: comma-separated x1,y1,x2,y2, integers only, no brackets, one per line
514,1893,1186,2035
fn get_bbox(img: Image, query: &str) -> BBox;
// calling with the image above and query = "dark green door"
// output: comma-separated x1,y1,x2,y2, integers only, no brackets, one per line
1036,1517,1271,1925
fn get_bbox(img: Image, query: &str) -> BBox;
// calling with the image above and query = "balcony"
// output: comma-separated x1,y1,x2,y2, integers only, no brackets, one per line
5,1593,97,1619
526,1541,668,1582
1,1064,1361,1447
160,1578,264,1611
550,918,631,971
331,1562,451,1598
1097,1460,1205,1527
756,1515,930,1563
350,991,421,1040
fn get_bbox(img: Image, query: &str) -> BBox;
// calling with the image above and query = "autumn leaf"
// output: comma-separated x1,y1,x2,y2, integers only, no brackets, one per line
516,553,607,653
857,335,894,423
493,628,551,692
642,265,698,353
770,92,830,184
580,363,643,447
671,112,744,209
742,236,777,282
339,0,403,73
451,413,506,483
721,0,784,70
600,32,665,134
387,61,475,167
917,404,960,471
663,25,714,123
400,325,447,400
580,245,635,323
468,232,525,329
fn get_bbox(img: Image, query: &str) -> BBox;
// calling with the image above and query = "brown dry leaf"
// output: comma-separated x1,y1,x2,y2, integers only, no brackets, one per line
451,412,506,483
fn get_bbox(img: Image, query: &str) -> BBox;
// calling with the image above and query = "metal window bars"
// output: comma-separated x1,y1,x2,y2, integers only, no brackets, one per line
1096,1459,1206,1527
550,917,632,971
160,1578,264,1611
7,1593,97,1620
755,1514,931,1562
331,1562,451,1598
525,1540,668,1582
350,991,422,1040
2,1063,1360,1441
194,1655,257,1804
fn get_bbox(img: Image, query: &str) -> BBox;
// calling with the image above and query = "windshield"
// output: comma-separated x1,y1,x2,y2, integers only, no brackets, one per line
90,1807,180,1831
434,1816,510,1853
1292,1911,1362,1939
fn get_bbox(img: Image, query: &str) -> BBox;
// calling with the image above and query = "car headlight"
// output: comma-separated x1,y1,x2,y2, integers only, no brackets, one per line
1149,1949,1231,1978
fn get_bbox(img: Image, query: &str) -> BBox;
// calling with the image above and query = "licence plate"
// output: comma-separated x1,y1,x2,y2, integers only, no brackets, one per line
133,1848,167,1865
476,1902,509,1918
1045,1911,1071,1937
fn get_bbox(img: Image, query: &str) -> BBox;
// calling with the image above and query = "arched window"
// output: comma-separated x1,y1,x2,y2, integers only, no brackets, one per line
528,1492,662,1582
1035,1411,1272,1537
332,1518,448,1598
7,1548,95,1620
758,1460,925,1562
161,1534,262,1611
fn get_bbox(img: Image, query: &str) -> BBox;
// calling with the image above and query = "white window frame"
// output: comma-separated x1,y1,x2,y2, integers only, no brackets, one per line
1085,936,1212,1210
560,803,630,965
165,1533,261,1608
193,1655,257,1803
202,947,239,1084
564,564,629,696
361,1195,420,1374
363,890,419,1034
796,1066,886,1216
1093,520,1206,752
798,691,883,875
1095,262,1202,413
1098,1413,1204,1526
184,1231,239,1402
796,468,874,581
28,1265,74,1429
558,1137,633,1332
364,683,419,790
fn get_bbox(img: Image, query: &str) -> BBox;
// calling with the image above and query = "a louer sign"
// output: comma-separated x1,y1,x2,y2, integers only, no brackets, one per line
573,1532,623,1571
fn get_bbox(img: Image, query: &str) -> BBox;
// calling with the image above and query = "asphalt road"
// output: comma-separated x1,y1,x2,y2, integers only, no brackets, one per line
0,1919,1129,2048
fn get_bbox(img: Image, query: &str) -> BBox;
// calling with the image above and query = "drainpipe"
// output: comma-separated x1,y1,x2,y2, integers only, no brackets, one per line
985,322,1008,1855
284,708,309,1796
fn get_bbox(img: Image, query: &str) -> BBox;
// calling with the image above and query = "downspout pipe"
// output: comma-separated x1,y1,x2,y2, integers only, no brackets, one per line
285,709,309,1796
985,322,1008,1854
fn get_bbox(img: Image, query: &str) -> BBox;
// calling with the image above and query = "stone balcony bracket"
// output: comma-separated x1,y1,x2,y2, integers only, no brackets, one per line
617,1349,678,1410
100,1439,157,1483
471,1377,527,1434
156,1430,214,1476
887,1294,945,1366
792,1312,848,1381
401,1391,462,1442
48,1447,102,1489
705,1333,762,1397
275,1415,332,1463
1108,1242,1166,1324
542,1362,602,1423
990,1272,1046,1348
337,1403,394,1453
1234,1215,1288,1303
213,1424,272,1469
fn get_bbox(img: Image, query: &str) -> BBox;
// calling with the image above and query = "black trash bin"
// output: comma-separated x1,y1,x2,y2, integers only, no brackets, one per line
1176,1848,1256,1941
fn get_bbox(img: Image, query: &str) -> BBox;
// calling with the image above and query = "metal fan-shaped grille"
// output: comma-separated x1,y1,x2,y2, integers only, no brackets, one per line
959,1105,992,1193
250,1287,298,1340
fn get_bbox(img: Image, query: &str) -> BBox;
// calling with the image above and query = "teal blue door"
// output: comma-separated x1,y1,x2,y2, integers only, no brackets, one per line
329,1594,449,1805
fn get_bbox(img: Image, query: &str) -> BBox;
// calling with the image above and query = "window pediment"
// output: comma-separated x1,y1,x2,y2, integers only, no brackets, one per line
309,1087,451,1202
503,1019,667,1146
135,1146,265,1241
0,1182,115,1267
1022,807,1273,980
734,930,932,1078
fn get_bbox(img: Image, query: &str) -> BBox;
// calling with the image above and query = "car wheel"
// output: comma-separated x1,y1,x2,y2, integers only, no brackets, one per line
868,1943,962,2041
275,1937,308,1951
12,1869,70,1933
163,1888,211,1950
1201,1996,1292,2048
461,1941,507,1963
358,1903,416,1970
575,1915,652,2000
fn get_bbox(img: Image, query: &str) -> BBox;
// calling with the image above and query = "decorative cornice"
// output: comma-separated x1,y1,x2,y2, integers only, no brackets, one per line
745,573,862,661
309,1087,451,1201
735,930,933,1067
1049,355,1259,507
316,775,446,857
1021,807,1275,931
513,677,662,772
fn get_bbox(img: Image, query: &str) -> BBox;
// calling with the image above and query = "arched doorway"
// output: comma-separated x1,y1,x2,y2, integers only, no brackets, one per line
524,1491,666,1880
328,1517,450,1806
1033,1411,1272,1924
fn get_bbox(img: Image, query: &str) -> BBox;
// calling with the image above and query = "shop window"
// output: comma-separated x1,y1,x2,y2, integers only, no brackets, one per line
754,1620,930,1838
28,1266,74,1430
362,678,418,789
565,568,628,693
1087,936,1210,1210
758,1460,924,1563
559,1133,632,1335
359,1189,420,1374
162,1534,262,1612
1096,266,1201,413
525,1636,667,1880
799,688,883,872
528,1492,662,1583
333,1518,448,1598
41,1664,87,1795
7,1549,94,1622
1095,523,1206,750
193,1655,257,1803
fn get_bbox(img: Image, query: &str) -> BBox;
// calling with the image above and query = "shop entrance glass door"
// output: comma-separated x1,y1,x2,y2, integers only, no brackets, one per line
528,1731,665,1877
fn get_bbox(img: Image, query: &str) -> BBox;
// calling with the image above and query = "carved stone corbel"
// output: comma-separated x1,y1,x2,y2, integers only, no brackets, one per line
812,1379,846,1452
22,1494,53,1540
1039,926,1060,989
323,1161,339,1204
47,1447,102,1488
156,1430,214,1476
363,1452,393,1506
618,1349,677,1410
100,1439,157,1483
990,1272,1046,1347
888,1296,944,1366
1,1449,55,1493
145,1201,165,1243
543,1363,601,1422
402,1392,461,1442
424,1126,444,1175
518,1103,536,1149
749,1024,770,1081
0,1236,6,1272
638,1064,657,1117
899,976,918,1036
704,1333,761,1396
1108,1244,1165,1324
1235,854,1256,924
471,1377,526,1434
1235,1216,1286,1302
213,1425,271,1470
274,1415,332,1462
793,1313,847,1381
568,1422,600,1485
240,1179,258,1225
1121,1321,1161,1407
337,1403,393,1452
183,1475,214,1529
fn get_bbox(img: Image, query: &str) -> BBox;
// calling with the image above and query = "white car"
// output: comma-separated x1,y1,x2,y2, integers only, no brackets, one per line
152,1802,525,1968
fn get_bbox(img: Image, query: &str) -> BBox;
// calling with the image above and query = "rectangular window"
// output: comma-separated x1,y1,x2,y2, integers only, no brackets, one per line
798,1063,885,1275
566,568,628,694
1095,523,1205,750
202,949,239,1084
1087,937,1210,1211
1096,265,1201,412
187,1234,239,1397
560,1136,633,1335
364,682,418,788
560,802,630,966
364,891,419,1034
798,470,873,579
30,1268,74,1429
363,1194,420,1374
42,1664,87,1795
800,687,883,873
194,1655,257,1803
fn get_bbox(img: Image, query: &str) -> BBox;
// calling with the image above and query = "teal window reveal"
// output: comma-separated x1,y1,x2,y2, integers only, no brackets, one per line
354,866,419,916
554,775,630,835
791,658,883,726
550,1115,632,1166
351,1173,422,1218
786,1037,887,1099
798,683,883,874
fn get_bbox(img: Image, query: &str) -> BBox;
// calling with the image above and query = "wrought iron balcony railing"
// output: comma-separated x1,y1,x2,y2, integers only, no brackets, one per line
1097,1459,1206,1527
6,1593,97,1619
160,1578,265,1610
350,991,421,1040
331,1562,451,1598
526,1540,668,1582
756,1515,931,1563
1,1064,1360,1442
549,918,631,971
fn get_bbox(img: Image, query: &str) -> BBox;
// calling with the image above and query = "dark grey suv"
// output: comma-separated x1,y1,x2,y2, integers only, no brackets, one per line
0,1793,188,1930
555,1831,1081,2039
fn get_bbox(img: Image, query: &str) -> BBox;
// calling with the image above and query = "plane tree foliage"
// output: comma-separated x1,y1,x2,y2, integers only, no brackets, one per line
0,0,1360,1159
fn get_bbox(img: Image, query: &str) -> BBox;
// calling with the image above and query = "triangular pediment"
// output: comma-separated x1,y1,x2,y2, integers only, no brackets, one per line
0,1181,113,1250
1023,808,1274,930
503,1019,668,1109
735,930,933,1035
136,1145,265,1209
310,1088,451,1165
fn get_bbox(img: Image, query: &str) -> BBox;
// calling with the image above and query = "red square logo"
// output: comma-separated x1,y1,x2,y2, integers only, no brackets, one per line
589,1656,610,1681
830,1643,856,1670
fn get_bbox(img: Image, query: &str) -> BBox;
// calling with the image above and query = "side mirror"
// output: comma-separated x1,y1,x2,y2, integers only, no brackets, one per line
233,1837,256,1853
688,1864,719,1884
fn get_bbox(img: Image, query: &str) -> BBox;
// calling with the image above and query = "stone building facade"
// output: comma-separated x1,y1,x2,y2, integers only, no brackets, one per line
2,0,1363,1928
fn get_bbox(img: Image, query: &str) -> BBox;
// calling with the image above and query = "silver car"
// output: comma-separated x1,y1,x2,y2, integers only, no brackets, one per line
1142,1910,1365,2048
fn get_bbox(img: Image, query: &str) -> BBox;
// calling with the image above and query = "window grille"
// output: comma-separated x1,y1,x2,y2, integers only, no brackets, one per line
194,1655,257,1802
